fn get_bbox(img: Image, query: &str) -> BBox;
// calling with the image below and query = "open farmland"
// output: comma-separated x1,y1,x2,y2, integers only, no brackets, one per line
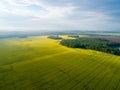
0,36,120,90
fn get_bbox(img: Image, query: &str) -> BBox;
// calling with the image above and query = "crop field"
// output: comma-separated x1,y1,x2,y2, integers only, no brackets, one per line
0,36,120,90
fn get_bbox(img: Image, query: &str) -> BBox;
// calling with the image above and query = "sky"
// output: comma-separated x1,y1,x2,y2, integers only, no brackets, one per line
0,0,120,31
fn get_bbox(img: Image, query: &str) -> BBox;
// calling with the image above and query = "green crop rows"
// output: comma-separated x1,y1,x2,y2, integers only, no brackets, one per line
0,36,120,90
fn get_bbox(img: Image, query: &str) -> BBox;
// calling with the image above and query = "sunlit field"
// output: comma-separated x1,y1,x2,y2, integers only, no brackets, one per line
0,36,120,90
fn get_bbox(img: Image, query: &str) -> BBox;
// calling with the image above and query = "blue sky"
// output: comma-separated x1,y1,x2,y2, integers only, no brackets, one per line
0,0,120,31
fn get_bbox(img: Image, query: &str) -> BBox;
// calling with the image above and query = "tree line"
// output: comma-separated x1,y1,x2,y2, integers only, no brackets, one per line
60,38,120,56
48,36,62,40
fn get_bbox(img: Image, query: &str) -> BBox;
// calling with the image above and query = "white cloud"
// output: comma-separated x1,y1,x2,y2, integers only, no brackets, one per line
7,0,32,6
0,0,119,31
0,0,75,19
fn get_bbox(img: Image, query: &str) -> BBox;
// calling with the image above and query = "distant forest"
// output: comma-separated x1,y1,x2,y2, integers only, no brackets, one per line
48,36,62,40
60,38,120,56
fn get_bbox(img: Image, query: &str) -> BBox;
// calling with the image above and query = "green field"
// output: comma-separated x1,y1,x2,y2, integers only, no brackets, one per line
0,36,120,90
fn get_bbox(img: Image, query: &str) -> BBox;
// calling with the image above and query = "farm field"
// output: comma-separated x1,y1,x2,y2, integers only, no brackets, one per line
0,36,120,90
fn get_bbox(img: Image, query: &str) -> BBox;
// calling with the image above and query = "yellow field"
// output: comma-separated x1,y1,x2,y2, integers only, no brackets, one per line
0,36,120,90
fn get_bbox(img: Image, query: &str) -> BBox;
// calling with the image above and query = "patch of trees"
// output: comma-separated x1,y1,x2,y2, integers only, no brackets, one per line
68,35,80,38
60,38,120,56
48,35,62,40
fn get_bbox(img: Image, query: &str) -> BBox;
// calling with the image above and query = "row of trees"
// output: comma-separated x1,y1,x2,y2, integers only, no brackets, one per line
68,35,80,38
60,38,120,56
48,36,62,40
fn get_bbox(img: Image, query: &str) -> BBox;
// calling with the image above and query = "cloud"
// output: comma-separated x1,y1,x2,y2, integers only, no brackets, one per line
0,0,76,19
7,0,32,6
0,0,120,31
